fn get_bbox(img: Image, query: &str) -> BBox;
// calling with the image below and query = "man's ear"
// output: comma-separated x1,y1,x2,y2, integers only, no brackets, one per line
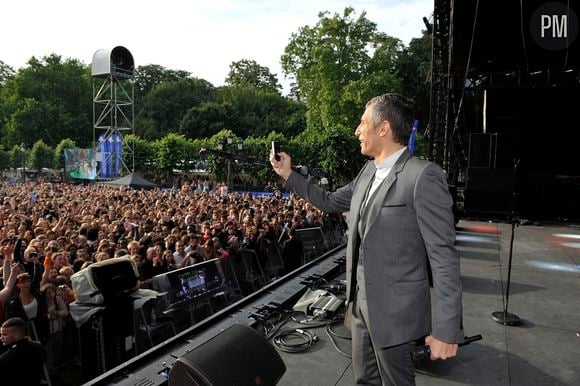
379,120,391,137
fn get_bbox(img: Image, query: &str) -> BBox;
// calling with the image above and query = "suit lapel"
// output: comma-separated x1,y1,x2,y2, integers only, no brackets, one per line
351,162,376,225
363,150,411,237
347,162,375,256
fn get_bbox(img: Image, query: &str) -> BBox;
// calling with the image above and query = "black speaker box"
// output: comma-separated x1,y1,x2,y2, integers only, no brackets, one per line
493,133,518,169
468,133,492,168
464,168,515,214
90,258,139,300
169,323,286,386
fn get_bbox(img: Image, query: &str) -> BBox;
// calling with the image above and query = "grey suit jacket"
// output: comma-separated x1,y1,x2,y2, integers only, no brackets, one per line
285,149,463,347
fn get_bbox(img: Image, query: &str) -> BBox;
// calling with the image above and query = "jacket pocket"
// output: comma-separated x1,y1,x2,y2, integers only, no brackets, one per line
393,279,429,295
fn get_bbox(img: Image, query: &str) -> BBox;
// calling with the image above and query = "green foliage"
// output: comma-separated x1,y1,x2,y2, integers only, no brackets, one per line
0,145,10,171
8,144,26,171
413,131,429,159
225,59,281,93
122,134,156,173
136,77,216,139
202,130,242,182
397,31,432,122
241,131,289,181
179,102,233,139
134,64,191,101
0,54,92,147
53,138,76,170
154,133,190,174
0,9,433,184
179,87,306,140
290,124,363,184
30,140,54,172
281,7,403,132
0,60,15,87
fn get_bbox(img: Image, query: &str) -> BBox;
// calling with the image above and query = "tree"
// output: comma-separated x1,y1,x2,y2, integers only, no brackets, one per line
0,60,15,87
199,130,243,182
136,77,216,139
29,140,54,172
398,31,432,123
8,144,26,173
53,138,76,170
179,102,233,139
281,7,403,132
179,88,306,140
0,145,10,172
0,54,92,147
225,59,281,94
220,87,306,137
123,134,155,173
154,133,190,179
241,132,289,182
134,64,191,101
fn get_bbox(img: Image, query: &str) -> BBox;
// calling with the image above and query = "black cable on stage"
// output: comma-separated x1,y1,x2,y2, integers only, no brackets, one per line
265,310,300,340
325,320,351,358
273,328,319,353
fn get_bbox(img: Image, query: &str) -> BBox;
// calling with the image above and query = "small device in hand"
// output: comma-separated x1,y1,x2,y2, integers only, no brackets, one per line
272,141,281,161
13,237,23,264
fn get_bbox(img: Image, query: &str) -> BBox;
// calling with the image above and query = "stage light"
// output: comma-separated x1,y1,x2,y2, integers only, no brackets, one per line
526,260,580,273
552,233,580,240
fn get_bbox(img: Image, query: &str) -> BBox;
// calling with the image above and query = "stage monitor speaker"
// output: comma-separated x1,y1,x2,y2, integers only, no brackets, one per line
493,133,518,169
169,323,286,386
464,168,515,214
468,133,492,168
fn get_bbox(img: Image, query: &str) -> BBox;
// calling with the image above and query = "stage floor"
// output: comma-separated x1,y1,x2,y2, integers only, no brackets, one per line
276,220,580,386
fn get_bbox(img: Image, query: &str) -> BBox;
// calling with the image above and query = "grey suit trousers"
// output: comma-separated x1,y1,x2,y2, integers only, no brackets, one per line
352,292,416,386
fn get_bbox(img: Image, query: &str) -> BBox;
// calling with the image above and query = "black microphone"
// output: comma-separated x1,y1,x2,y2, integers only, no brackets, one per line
411,334,483,362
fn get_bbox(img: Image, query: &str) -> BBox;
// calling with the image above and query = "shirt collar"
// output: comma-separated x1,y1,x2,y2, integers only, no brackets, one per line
375,147,406,171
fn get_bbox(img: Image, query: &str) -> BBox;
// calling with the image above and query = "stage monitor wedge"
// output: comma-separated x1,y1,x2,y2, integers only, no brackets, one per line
169,323,286,386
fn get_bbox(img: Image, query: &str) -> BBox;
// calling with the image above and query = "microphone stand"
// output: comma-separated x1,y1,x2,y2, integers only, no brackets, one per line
492,158,522,326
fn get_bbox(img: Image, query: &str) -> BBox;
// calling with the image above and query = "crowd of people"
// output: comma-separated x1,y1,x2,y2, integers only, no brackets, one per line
0,177,344,379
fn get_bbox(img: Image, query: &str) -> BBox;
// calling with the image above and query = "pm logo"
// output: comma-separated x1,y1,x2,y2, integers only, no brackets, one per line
530,2,578,50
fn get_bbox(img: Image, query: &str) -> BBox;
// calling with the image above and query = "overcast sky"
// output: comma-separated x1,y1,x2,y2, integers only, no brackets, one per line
1,0,432,94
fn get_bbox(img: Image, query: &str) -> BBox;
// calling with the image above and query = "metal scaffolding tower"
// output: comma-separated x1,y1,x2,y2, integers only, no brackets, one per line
428,0,471,186
92,46,135,178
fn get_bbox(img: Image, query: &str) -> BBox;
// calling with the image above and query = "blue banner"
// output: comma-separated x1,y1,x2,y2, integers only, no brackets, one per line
97,133,123,178
408,120,419,155
114,133,123,177
98,135,108,178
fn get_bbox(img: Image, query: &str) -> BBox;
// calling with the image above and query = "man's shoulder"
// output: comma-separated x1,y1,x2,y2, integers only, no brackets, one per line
402,156,442,177
1,339,43,358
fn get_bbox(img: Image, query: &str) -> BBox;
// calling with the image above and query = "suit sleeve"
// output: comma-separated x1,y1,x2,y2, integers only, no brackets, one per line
414,163,463,344
285,171,353,214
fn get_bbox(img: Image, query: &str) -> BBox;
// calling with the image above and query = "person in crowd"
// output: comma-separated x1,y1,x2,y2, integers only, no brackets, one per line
0,317,45,386
270,93,463,385
0,263,25,324
55,284,75,308
281,227,303,274
6,273,48,343
40,283,68,336
173,241,186,267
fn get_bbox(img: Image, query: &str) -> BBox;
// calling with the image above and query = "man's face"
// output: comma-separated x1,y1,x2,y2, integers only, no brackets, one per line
355,105,383,158
0,327,21,346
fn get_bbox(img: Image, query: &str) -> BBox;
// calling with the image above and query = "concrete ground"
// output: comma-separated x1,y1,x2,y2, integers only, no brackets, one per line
276,220,580,386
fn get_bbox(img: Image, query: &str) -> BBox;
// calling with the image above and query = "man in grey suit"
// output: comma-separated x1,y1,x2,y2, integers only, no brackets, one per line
270,94,463,385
